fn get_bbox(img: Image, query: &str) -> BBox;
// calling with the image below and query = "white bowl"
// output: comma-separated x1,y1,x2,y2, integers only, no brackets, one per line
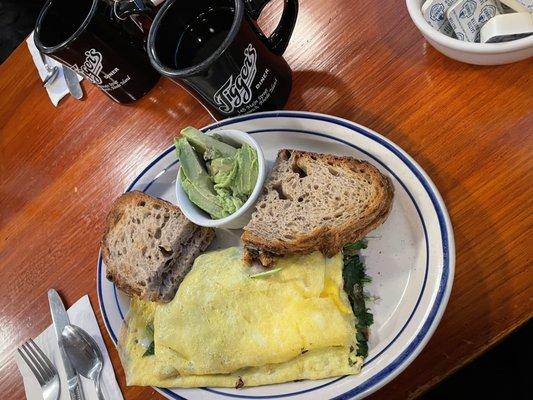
406,0,533,65
175,129,266,229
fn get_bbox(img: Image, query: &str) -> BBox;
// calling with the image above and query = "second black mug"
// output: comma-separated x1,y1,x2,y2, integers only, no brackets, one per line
147,0,299,119
35,0,160,104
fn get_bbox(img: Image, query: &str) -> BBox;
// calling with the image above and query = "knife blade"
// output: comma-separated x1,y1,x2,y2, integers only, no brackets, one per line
48,289,85,400
62,66,84,100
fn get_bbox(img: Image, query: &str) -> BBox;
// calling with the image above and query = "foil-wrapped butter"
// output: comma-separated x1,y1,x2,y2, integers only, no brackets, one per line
447,0,501,42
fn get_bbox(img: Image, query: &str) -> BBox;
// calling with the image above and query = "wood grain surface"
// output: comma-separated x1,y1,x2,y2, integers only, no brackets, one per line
1,1,532,399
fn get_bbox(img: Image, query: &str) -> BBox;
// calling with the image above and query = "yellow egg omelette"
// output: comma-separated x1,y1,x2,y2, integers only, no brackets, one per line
118,247,364,388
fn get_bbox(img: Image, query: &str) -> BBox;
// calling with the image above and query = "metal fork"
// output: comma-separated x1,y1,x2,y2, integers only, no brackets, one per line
18,339,60,400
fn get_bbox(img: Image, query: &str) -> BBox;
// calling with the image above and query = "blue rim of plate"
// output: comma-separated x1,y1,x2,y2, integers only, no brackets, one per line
97,111,453,400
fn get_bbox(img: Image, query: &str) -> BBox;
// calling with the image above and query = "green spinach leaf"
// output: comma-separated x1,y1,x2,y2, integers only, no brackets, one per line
143,341,155,357
342,240,373,358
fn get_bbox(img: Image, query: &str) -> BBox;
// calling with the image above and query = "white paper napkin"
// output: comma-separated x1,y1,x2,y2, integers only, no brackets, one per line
15,295,123,400
26,31,83,106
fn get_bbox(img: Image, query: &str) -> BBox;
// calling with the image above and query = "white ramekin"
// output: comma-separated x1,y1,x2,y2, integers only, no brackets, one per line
406,0,533,65
175,129,266,229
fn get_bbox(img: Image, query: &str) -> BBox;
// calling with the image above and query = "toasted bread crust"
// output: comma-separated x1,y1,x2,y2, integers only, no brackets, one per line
102,191,214,301
102,192,173,298
242,150,394,265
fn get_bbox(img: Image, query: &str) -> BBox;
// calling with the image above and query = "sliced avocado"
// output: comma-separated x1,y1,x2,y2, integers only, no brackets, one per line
175,138,229,219
181,127,237,160
210,157,238,190
179,169,230,219
233,144,259,197
174,130,259,219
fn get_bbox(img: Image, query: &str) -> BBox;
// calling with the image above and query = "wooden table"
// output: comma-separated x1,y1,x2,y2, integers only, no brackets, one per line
1,1,532,399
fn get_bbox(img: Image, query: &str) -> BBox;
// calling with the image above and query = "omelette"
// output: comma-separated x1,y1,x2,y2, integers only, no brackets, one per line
118,247,364,388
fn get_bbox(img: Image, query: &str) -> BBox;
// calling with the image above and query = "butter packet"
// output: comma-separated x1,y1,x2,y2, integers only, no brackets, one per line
480,12,533,42
500,0,533,12
421,0,457,36
495,0,506,13
447,0,501,42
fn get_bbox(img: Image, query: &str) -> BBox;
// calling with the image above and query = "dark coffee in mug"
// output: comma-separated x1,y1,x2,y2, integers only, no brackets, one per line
173,6,234,69
148,0,298,119
35,0,160,104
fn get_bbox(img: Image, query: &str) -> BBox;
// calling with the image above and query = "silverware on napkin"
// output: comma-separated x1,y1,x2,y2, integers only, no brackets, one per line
17,339,60,400
48,289,85,400
62,66,84,100
63,325,105,400
38,52,59,88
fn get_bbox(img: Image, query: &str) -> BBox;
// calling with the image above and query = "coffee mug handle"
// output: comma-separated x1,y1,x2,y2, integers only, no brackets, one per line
245,0,299,56
114,0,152,20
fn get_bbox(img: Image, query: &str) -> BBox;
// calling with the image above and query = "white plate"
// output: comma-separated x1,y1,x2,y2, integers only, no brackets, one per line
97,111,455,400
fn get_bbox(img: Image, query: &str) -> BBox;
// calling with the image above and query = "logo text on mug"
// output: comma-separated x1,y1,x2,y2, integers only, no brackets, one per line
213,44,257,114
78,48,104,85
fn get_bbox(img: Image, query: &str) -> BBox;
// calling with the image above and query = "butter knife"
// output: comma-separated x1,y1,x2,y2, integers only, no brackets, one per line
62,66,84,100
48,289,85,400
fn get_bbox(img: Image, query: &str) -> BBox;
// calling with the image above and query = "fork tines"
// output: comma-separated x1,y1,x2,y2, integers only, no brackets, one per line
17,339,56,385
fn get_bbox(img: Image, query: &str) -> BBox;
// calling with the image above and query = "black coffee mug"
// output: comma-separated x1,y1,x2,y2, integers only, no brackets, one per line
147,0,298,119
34,0,160,104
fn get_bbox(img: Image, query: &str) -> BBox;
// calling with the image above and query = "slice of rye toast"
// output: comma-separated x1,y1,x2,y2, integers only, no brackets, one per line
242,149,393,266
102,191,215,302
